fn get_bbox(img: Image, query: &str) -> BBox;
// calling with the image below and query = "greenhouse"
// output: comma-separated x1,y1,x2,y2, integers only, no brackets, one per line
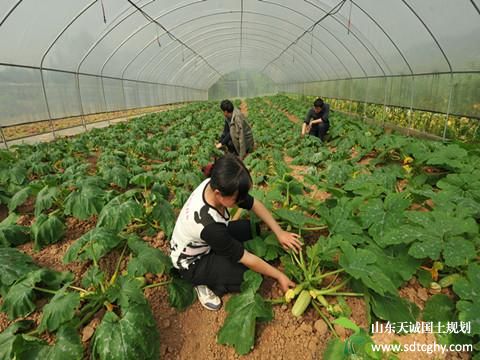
0,1,479,359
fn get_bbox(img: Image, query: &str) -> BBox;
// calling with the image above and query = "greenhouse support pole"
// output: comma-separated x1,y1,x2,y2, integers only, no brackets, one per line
442,73,454,141
0,127,8,149
348,79,353,114
363,78,369,122
407,75,415,136
39,69,57,140
121,79,128,111
382,77,388,127
75,74,88,132
100,77,110,126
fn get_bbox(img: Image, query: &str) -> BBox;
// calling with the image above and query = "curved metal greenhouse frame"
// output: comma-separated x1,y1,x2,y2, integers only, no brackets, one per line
0,0,479,144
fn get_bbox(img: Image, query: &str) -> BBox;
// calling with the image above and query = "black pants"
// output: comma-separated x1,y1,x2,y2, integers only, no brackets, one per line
179,220,254,296
225,139,238,155
309,122,330,141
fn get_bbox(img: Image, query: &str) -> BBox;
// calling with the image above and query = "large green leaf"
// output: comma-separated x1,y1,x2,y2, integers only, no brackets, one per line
274,208,323,229
245,233,283,261
367,244,421,288
343,171,396,198
339,242,397,296
217,271,273,355
63,228,123,263
9,164,28,185
316,197,364,244
14,325,83,360
0,320,34,359
102,165,129,189
38,288,80,332
324,163,353,186
31,213,65,250
97,196,143,233
0,214,29,247
105,275,147,309
64,185,105,220
453,263,480,335
426,144,468,171
323,338,347,360
8,186,31,212
127,236,172,276
151,197,176,238
436,171,480,202
130,172,156,188
370,292,419,327
0,269,71,319
405,210,478,266
34,185,59,217
431,191,480,219
423,294,454,323
92,303,159,360
359,193,410,246
167,276,196,311
0,248,39,296
81,266,105,289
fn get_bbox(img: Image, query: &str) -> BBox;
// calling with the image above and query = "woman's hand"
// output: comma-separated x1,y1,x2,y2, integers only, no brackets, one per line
277,230,302,253
277,273,296,293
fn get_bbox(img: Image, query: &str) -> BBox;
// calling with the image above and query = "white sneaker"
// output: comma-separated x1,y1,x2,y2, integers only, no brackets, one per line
195,285,222,311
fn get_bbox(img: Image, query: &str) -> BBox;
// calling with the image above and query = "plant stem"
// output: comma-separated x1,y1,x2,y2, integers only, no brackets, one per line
324,273,340,289
266,297,286,305
324,292,363,297
110,242,128,285
301,226,328,231
143,280,171,290
33,286,58,295
311,269,344,282
68,285,88,293
77,301,103,329
314,279,350,296
298,249,310,280
25,329,40,337
312,301,338,337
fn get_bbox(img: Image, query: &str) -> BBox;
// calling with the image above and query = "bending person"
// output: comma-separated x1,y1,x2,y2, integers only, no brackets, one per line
170,154,301,310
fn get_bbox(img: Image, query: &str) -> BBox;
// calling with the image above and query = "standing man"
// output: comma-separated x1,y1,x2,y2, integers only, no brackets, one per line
216,100,254,159
301,98,330,141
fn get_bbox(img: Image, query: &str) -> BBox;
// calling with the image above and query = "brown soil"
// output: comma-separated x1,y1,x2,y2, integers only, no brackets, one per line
16,196,36,214
0,204,8,222
358,151,377,165
147,277,368,360
283,155,331,202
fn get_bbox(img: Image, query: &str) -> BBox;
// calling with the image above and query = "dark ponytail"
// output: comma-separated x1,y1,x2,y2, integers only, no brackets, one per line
210,154,252,202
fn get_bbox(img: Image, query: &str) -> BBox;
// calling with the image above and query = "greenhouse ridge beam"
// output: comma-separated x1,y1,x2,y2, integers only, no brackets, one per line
350,0,413,75
126,0,223,78
121,20,351,82
126,11,367,85
401,0,452,73
0,0,22,27
149,30,332,83
260,0,355,73
302,0,388,75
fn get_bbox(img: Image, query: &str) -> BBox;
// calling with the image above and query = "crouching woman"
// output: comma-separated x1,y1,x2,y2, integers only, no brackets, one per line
170,154,301,310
